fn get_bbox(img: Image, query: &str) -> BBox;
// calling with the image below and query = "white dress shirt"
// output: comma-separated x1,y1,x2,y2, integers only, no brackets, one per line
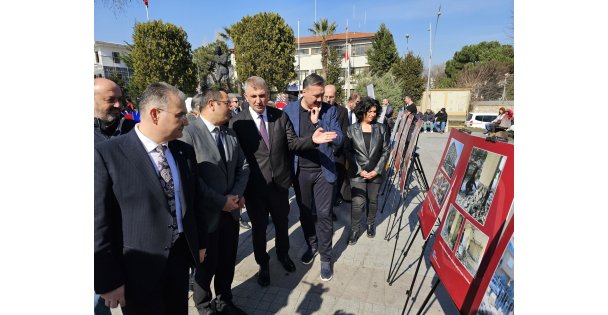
248,105,269,133
200,116,227,157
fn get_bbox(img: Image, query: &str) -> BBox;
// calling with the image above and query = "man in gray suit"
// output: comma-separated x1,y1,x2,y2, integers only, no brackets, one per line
179,89,250,315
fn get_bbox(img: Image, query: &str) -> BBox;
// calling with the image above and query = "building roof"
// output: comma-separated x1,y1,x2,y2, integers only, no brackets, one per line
296,32,375,45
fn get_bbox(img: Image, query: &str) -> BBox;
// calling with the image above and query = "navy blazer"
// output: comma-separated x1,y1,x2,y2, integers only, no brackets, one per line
283,99,343,183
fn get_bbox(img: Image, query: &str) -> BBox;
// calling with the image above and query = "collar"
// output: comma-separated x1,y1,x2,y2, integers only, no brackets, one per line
248,105,267,119
134,124,168,153
199,116,220,133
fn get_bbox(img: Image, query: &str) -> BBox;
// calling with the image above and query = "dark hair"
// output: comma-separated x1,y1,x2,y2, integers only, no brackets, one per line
302,73,325,89
194,89,226,111
348,92,360,103
354,96,382,122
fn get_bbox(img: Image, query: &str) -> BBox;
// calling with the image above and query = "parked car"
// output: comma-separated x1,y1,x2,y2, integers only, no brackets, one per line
465,112,498,129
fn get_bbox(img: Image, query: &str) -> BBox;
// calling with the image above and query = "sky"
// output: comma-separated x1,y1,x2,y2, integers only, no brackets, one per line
94,0,513,67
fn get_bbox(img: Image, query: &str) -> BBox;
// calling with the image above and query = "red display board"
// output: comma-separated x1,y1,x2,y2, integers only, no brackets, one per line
462,214,514,315
399,119,423,193
429,132,514,310
419,129,467,239
386,112,408,171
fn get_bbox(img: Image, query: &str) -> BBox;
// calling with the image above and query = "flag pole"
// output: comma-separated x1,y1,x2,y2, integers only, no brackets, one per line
345,19,350,99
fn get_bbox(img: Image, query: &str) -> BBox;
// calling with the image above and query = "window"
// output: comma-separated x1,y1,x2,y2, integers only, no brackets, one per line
112,52,121,64
297,48,310,56
311,47,321,55
95,51,100,63
352,67,369,75
333,45,346,57
351,43,371,57
297,70,308,83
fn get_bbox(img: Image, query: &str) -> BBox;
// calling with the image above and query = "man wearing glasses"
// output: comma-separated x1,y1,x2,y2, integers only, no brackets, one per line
179,89,250,315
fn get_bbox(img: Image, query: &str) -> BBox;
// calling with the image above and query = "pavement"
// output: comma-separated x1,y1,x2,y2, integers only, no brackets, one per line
110,129,499,315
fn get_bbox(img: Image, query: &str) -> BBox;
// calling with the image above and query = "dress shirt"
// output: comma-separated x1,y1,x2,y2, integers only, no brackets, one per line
248,105,269,134
134,124,184,232
200,116,227,157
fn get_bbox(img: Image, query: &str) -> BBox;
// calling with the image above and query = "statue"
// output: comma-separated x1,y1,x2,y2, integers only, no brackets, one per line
213,46,230,88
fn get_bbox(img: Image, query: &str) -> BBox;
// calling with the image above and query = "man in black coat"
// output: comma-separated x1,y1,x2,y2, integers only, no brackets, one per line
94,78,136,144
230,76,332,287
95,82,206,315
324,84,349,208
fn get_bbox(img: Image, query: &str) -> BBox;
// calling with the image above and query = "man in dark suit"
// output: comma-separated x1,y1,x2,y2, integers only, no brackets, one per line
230,76,333,287
323,84,349,210
179,89,250,315
379,98,395,133
95,82,206,315
284,74,342,281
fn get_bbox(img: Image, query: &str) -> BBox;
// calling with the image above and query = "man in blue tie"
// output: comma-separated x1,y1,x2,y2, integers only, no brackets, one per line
346,93,360,125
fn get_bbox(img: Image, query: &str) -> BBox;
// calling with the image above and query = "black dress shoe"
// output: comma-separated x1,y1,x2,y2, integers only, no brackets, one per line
216,300,247,315
366,224,376,238
348,230,359,245
277,255,296,272
301,247,318,265
257,264,270,287
239,219,251,230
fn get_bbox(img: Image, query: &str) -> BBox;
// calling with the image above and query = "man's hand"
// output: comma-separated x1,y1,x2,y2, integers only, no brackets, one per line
310,107,320,125
222,195,240,212
312,128,337,144
101,285,126,308
199,248,207,263
238,196,246,208
365,170,378,180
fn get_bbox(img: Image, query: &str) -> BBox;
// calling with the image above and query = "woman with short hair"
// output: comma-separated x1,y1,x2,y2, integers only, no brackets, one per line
345,97,390,244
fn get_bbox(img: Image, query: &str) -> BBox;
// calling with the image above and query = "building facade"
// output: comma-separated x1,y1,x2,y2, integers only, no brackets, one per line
292,32,374,96
94,41,133,84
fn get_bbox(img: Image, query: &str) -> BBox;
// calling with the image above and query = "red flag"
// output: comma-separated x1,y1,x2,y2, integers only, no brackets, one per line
143,0,148,8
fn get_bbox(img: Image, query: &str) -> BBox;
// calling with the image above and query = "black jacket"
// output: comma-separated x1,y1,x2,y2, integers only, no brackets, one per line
345,122,390,183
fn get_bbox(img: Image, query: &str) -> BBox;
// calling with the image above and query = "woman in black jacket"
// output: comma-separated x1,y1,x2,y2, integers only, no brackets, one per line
345,97,390,244
434,107,448,133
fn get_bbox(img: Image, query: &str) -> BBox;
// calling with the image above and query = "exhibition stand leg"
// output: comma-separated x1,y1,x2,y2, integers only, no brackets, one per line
415,278,440,315
401,233,432,312
387,225,421,285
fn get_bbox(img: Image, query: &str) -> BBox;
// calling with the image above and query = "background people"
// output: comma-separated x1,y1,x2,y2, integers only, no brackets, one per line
422,108,435,133
345,97,390,244
485,107,506,135
435,108,448,133
324,84,349,211
94,78,136,144
283,74,341,281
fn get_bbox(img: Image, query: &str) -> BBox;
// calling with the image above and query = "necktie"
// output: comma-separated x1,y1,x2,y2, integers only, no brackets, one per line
258,114,271,150
349,110,354,124
214,127,227,166
154,145,180,244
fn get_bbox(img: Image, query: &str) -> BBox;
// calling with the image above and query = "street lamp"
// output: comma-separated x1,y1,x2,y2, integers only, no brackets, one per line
406,34,410,52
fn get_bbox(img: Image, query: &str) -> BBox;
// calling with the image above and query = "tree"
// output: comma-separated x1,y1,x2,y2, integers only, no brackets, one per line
326,47,345,104
354,72,403,111
456,60,512,101
229,13,296,93
366,23,399,76
391,51,425,102
444,41,513,79
308,18,337,79
129,20,197,98
192,40,230,92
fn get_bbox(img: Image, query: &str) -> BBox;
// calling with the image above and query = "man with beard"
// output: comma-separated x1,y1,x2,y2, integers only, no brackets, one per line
323,85,349,210
94,78,136,144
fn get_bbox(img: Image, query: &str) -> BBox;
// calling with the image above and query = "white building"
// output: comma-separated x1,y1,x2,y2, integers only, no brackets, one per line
94,41,133,83
292,32,374,95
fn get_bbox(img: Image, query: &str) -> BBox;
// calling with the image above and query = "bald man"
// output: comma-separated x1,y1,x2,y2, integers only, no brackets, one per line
94,78,135,144
324,85,349,208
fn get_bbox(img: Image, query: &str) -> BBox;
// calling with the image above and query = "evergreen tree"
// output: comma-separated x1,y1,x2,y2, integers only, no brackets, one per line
129,20,197,97
308,19,337,79
391,52,425,103
366,23,399,76
229,12,296,92
326,47,344,104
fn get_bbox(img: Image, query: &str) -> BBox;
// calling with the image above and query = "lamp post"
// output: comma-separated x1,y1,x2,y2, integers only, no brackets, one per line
502,73,510,101
406,33,410,53
423,5,442,112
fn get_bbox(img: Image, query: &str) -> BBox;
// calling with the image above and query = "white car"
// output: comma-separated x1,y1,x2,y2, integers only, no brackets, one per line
465,112,498,129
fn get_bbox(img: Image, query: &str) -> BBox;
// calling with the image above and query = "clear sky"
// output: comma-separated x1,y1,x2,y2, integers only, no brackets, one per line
95,0,513,67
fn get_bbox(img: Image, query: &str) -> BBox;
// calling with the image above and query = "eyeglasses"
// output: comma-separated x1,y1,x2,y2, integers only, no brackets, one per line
157,108,187,120
213,100,231,106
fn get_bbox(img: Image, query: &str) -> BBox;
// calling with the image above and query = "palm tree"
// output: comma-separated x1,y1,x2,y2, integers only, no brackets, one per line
308,19,337,79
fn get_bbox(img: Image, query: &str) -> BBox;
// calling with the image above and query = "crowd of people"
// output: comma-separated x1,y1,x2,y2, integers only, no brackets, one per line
94,74,447,315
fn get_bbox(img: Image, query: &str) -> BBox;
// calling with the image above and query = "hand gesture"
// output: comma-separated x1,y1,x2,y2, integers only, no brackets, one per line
312,128,337,144
360,170,369,178
238,196,246,208
101,285,126,308
366,170,378,180
222,195,240,212
199,248,207,263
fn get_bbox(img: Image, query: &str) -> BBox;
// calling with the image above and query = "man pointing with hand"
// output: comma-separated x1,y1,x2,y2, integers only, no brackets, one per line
283,73,343,281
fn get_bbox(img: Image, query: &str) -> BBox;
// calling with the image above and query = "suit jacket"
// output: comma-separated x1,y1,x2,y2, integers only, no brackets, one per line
94,130,204,294
331,103,349,163
229,105,315,193
179,117,249,227
283,100,343,183
345,122,391,183
383,104,395,130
